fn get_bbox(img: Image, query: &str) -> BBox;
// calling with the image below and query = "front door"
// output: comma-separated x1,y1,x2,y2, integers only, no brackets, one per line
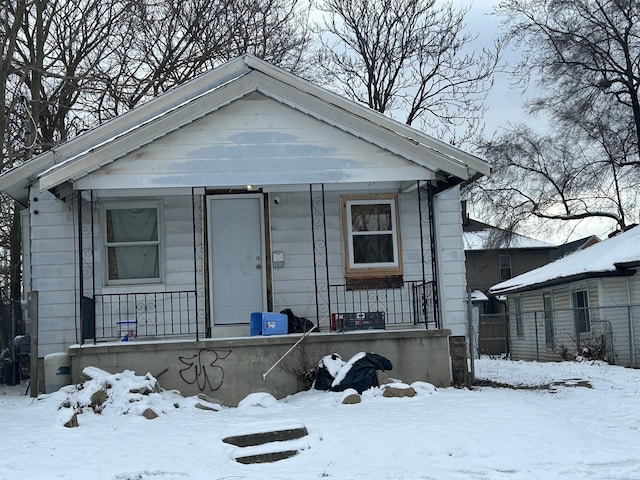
208,195,266,326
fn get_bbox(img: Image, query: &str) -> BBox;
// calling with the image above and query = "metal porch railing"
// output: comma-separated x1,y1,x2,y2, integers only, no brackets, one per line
328,281,437,329
90,290,198,342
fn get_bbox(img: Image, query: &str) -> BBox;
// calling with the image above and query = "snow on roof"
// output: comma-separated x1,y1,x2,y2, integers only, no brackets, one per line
464,229,556,250
470,290,489,301
490,226,640,294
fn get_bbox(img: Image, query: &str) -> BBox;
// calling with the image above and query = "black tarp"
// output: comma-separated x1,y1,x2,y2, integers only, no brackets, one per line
314,352,393,394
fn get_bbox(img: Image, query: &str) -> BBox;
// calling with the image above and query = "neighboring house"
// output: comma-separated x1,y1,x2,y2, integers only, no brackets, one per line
0,55,490,402
489,226,640,368
463,217,557,355
464,217,558,314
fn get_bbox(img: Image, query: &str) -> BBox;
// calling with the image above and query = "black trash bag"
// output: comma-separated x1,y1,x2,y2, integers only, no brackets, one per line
313,352,393,394
313,353,344,391
281,308,316,334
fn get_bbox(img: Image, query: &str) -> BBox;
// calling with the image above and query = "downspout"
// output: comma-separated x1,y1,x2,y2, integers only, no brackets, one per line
309,184,320,324
467,290,475,380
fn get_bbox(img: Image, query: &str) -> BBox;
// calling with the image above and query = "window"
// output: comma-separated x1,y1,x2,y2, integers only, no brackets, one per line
499,254,512,281
342,195,402,278
543,292,554,348
514,296,523,337
104,203,161,284
572,289,590,334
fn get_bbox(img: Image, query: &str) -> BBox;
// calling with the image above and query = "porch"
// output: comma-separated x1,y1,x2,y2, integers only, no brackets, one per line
68,327,453,406
84,280,437,342
75,182,442,345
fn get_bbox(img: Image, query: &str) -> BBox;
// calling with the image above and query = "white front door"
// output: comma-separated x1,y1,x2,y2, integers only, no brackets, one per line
208,195,266,325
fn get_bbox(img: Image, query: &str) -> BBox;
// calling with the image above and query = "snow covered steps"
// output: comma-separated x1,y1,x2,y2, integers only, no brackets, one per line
223,426,309,464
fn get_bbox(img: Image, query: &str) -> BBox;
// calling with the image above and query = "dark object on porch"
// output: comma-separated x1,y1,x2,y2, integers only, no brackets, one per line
314,352,393,394
280,309,316,334
330,312,386,331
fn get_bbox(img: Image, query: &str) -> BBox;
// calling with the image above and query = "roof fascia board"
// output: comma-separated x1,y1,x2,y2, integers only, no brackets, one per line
39,74,259,191
243,55,490,177
254,73,469,179
490,269,635,295
42,58,250,166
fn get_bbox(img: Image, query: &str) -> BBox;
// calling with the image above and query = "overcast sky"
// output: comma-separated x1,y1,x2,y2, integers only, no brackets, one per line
457,1,619,243
459,0,543,138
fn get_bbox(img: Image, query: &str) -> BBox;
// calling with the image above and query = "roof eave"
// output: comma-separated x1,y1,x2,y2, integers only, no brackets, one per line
489,269,636,295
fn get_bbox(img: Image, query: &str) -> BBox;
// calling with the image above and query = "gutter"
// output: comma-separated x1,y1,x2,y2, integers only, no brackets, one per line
489,269,636,295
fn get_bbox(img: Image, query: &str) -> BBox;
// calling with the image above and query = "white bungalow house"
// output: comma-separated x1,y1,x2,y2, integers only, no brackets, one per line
490,226,640,368
0,55,490,402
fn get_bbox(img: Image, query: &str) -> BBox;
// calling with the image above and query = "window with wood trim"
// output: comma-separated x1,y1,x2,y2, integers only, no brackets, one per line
342,195,402,278
104,202,162,284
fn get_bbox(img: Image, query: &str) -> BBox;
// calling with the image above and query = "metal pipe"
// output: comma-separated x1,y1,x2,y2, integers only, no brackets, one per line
310,184,320,324
534,311,540,361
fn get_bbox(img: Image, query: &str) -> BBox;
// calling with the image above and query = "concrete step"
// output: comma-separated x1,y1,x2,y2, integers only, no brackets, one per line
234,449,300,464
223,426,309,447
223,426,309,464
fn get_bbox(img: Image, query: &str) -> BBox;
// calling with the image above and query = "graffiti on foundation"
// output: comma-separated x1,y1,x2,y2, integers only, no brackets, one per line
178,349,232,392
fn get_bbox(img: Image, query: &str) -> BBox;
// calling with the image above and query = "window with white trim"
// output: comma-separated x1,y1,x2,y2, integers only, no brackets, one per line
342,195,402,278
572,289,590,334
104,202,162,284
514,296,523,338
543,292,554,348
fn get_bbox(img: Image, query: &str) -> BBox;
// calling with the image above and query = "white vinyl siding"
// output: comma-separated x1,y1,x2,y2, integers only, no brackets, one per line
76,93,432,191
28,190,78,357
268,189,432,323
432,186,468,336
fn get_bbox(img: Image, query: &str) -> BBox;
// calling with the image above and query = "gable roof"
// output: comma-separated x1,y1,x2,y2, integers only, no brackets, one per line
463,219,556,250
0,55,490,206
489,226,640,294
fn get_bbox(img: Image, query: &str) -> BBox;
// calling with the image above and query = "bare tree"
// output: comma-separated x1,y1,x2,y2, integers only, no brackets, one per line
91,0,312,121
500,0,640,159
219,0,311,71
470,0,640,237
313,0,500,145
471,125,635,238
0,0,30,352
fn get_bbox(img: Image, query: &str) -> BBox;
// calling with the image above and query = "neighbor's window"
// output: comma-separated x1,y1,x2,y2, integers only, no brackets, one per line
543,292,554,348
499,254,512,281
572,289,590,334
514,296,523,338
342,195,402,278
104,203,161,284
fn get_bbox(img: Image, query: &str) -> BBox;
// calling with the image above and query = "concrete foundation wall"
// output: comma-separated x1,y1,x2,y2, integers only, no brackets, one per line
68,329,452,406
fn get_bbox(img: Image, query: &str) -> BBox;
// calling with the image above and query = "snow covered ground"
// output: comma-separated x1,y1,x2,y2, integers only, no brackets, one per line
1,357,639,480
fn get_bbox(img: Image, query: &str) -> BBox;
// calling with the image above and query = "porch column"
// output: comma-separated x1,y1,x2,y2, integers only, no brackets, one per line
77,190,96,343
418,182,440,329
309,184,331,328
190,187,206,339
